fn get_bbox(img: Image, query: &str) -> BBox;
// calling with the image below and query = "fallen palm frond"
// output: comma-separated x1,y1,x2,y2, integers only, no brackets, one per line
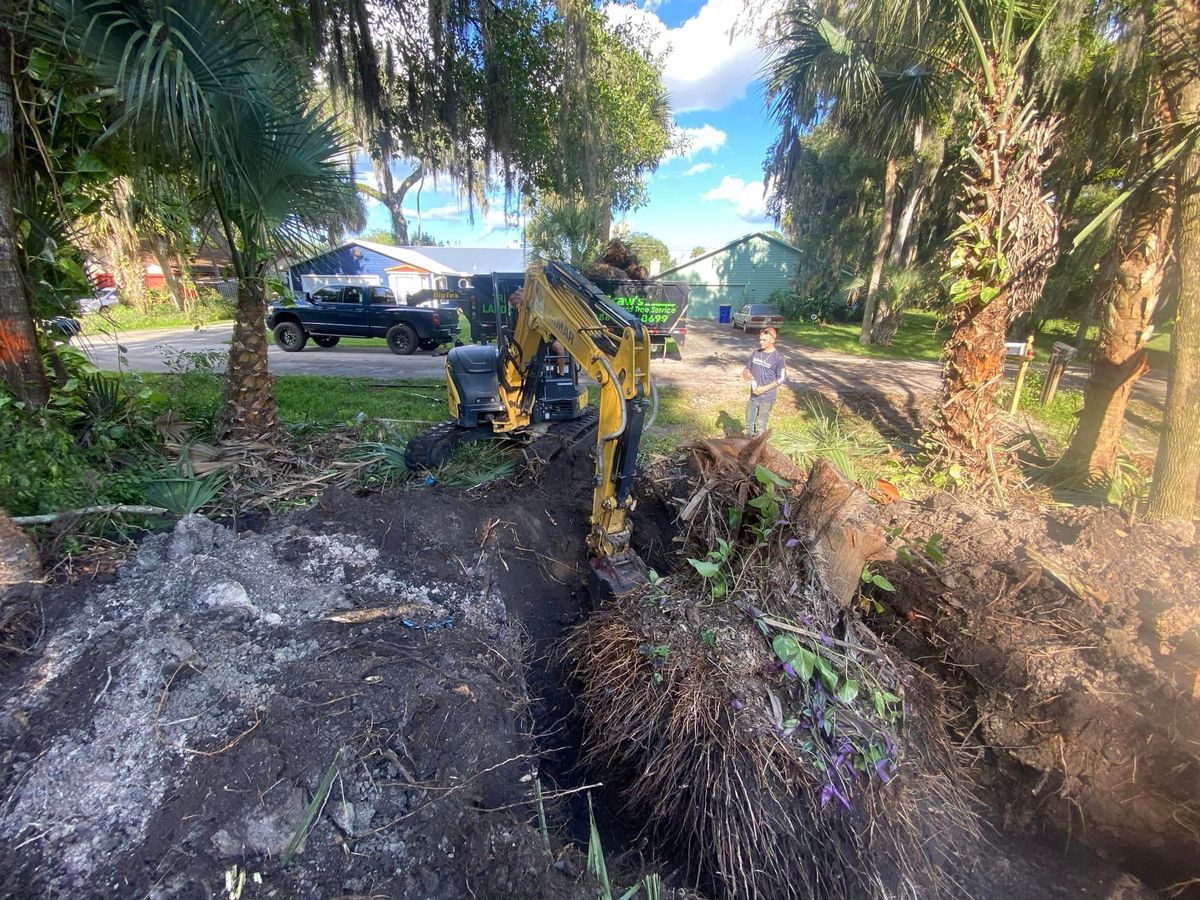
567,436,981,900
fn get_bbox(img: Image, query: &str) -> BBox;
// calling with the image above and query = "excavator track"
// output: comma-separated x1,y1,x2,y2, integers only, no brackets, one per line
404,421,487,470
521,408,600,468
405,408,600,474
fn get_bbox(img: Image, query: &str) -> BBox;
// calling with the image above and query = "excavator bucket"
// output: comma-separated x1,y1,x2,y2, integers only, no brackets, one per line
589,549,648,604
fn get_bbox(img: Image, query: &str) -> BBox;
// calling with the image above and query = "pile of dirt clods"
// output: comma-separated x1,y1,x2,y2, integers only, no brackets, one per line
0,514,592,898
881,494,1200,895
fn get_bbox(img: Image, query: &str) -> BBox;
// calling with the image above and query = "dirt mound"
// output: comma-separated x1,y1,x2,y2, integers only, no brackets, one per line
0,514,591,898
568,440,986,899
881,495,1200,893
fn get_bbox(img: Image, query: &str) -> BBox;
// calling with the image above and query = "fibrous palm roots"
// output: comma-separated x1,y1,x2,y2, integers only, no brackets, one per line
568,436,981,899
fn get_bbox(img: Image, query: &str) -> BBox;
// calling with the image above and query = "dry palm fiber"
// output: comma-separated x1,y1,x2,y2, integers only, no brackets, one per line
567,436,981,899
588,239,650,281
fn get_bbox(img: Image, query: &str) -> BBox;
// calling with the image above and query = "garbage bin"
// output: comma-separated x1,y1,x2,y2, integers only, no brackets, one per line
718,305,732,324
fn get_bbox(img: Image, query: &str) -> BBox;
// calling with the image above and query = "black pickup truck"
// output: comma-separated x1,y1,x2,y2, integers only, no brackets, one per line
266,284,459,355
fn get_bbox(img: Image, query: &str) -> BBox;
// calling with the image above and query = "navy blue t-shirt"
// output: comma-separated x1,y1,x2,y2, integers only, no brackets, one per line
748,349,786,396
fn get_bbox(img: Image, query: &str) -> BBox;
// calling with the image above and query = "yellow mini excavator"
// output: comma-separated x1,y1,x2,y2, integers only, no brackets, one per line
405,261,655,595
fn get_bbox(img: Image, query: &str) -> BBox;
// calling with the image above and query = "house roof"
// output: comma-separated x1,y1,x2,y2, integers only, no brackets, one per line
411,246,527,275
289,239,525,277
655,232,801,279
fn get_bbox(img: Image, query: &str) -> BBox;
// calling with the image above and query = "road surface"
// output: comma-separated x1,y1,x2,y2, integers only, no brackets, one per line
79,320,1165,406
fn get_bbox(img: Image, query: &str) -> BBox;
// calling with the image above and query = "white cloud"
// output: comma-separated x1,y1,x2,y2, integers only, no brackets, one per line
605,0,776,112
403,203,469,223
683,162,713,176
701,176,770,223
479,208,521,238
676,124,726,159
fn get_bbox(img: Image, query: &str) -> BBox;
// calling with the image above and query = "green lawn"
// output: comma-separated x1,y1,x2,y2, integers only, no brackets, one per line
780,310,1173,370
81,296,236,334
779,310,947,361
141,374,448,436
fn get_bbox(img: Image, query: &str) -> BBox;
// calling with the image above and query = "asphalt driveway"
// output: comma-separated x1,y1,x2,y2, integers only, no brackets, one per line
79,319,1165,407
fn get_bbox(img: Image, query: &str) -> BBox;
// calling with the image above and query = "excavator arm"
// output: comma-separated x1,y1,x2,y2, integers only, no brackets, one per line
504,263,653,587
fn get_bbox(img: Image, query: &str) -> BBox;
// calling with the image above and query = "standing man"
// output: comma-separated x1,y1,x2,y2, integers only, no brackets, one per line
742,327,786,437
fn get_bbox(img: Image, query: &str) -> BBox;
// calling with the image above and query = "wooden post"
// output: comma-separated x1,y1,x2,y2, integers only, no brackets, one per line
1008,335,1035,414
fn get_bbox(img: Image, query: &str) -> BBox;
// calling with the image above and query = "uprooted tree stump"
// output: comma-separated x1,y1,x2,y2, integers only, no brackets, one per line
567,439,981,899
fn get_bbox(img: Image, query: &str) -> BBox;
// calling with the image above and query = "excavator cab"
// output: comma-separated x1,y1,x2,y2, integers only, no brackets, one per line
407,261,655,597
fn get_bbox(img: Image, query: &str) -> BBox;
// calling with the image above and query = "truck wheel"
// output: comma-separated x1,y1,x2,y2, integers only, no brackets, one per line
386,324,418,355
274,321,307,351
312,335,340,348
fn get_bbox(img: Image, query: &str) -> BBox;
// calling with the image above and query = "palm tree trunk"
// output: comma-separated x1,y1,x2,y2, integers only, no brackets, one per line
1061,86,1176,480
222,274,279,440
111,177,148,310
930,77,1060,479
859,155,897,346
1147,0,1200,523
0,29,48,408
1060,151,1175,479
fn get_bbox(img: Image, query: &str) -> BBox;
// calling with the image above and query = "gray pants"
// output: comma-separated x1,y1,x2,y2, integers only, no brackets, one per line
745,393,776,436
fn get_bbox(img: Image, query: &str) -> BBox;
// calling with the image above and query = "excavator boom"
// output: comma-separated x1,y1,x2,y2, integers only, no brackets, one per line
515,264,654,591
408,261,654,596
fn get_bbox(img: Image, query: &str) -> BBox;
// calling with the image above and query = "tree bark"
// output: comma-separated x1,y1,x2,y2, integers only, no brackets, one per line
110,177,148,310
222,275,279,441
376,159,424,245
0,508,39,586
795,457,893,608
152,237,185,311
887,122,938,267
1061,90,1176,480
931,76,1060,479
1147,0,1200,523
0,29,48,408
859,155,897,346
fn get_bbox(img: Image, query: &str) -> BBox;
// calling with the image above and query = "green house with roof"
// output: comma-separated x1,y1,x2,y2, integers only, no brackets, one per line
655,231,802,320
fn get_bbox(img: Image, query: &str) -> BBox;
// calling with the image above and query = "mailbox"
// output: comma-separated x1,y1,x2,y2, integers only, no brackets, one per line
1005,341,1034,359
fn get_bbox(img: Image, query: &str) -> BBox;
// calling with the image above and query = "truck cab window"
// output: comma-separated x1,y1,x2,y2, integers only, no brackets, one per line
371,288,396,304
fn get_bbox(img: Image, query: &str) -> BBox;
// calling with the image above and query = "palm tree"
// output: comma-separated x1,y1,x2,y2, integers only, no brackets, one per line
526,194,607,266
0,28,49,407
766,2,947,346
41,0,358,440
1146,0,1200,523
928,3,1062,479
1059,80,1177,481
768,0,1067,478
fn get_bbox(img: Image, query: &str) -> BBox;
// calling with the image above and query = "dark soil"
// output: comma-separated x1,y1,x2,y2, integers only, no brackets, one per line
0,445,1186,899
0,501,596,899
877,494,1200,896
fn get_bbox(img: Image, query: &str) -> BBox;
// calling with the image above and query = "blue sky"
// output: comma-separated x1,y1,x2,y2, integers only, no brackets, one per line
355,0,780,261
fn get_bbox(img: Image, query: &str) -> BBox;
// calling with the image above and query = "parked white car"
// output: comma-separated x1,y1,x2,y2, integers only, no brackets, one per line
731,303,784,331
78,287,119,315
